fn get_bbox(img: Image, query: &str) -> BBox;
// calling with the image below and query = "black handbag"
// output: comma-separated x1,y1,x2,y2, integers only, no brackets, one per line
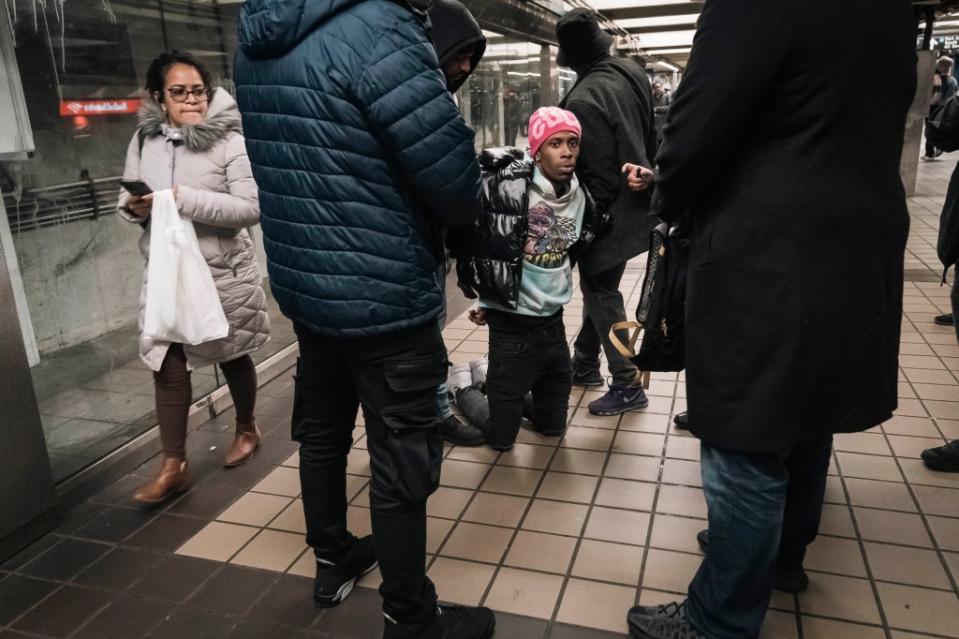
926,94,959,153
610,220,689,385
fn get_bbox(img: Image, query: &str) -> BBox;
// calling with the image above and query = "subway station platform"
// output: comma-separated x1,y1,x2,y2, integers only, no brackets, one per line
1,157,958,639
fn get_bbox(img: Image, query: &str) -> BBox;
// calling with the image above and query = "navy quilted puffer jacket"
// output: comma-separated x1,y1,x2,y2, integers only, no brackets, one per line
234,0,482,337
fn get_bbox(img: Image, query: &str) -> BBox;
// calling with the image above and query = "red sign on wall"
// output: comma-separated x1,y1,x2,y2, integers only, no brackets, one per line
59,99,142,117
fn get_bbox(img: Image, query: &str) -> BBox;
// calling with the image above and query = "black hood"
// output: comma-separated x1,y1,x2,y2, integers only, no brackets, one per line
556,8,613,71
429,0,486,92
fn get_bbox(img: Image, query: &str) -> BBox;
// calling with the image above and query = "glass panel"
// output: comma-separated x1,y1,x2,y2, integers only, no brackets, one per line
1,0,294,483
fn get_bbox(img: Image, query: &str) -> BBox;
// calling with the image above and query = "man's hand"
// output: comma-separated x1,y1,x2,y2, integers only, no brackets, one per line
468,308,487,326
125,194,152,219
622,163,655,192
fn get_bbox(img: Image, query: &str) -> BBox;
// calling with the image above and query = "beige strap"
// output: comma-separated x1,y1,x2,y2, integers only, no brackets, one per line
608,321,652,390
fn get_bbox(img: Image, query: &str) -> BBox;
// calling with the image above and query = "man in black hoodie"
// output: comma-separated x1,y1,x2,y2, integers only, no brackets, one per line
428,0,489,448
557,9,658,417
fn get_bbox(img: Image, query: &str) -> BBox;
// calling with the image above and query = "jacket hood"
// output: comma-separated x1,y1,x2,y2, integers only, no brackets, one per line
138,88,242,153
429,0,486,92
238,0,434,58
556,8,613,71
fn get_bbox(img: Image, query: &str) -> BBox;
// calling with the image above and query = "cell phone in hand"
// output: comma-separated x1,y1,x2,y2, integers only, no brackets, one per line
121,180,152,197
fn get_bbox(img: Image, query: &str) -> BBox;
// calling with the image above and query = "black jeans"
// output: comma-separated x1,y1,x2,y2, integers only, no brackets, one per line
952,262,959,343
292,321,446,624
483,316,572,449
686,434,833,638
573,262,639,387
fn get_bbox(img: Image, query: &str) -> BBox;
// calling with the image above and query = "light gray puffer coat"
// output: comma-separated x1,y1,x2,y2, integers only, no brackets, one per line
118,89,270,372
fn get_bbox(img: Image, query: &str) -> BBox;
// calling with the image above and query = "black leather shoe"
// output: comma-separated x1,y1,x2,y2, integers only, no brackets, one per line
314,535,377,608
696,530,809,593
934,313,955,327
922,440,959,472
673,412,689,429
440,415,485,447
383,604,495,639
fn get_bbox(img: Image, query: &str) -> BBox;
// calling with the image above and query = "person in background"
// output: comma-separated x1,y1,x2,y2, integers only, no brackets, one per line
652,81,671,108
626,1,916,637
452,107,608,452
429,0,488,448
234,0,494,637
556,9,658,417
925,56,958,160
118,51,270,505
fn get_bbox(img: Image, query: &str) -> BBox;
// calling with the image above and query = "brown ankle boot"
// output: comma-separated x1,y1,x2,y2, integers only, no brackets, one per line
224,422,260,468
133,457,191,504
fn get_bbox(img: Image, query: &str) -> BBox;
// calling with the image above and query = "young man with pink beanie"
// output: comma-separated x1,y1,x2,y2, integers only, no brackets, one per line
447,107,608,451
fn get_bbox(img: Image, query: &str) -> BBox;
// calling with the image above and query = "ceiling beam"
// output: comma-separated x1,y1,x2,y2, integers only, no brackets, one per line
624,22,698,34
602,2,703,21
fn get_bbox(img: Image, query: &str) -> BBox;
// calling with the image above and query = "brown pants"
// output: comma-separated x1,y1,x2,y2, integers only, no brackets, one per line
154,344,257,458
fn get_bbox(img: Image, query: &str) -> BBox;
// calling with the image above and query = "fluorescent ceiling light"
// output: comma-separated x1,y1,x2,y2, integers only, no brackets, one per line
483,30,503,39
587,0,691,9
615,14,699,29
646,47,692,54
637,29,696,48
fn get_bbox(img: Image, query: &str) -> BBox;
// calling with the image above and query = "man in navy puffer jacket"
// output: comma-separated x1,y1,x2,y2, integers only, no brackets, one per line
234,1,492,637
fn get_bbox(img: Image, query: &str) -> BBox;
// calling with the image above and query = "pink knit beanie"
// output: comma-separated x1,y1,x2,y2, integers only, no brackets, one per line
528,107,582,158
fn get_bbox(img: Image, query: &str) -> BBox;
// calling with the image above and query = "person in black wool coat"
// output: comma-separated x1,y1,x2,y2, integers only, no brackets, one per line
626,1,917,638
556,9,658,418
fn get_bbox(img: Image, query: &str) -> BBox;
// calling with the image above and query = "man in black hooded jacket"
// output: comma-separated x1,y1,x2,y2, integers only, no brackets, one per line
557,9,658,418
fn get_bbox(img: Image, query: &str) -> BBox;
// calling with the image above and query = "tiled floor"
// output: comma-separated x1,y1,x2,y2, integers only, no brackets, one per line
2,156,959,638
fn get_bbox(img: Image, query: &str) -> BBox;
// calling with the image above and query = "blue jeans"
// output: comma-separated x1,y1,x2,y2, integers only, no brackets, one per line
686,434,833,639
436,260,454,420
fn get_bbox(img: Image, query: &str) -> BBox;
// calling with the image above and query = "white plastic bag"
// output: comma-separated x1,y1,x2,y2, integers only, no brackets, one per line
143,189,230,345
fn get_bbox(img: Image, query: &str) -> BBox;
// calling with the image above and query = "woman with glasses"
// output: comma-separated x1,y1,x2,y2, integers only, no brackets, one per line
118,51,270,504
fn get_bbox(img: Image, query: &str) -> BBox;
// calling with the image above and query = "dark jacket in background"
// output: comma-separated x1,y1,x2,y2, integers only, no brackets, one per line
939,163,959,276
454,148,608,309
560,56,657,275
429,0,486,93
653,0,916,454
233,0,482,338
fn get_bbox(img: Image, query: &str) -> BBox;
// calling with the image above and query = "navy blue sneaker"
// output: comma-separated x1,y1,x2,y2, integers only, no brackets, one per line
587,385,649,416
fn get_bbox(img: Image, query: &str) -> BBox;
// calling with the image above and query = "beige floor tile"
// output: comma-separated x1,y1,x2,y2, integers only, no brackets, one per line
824,476,848,504
522,499,589,537
854,507,933,547
925,399,959,421
649,514,705,554
230,529,307,572
665,436,700,461
900,458,959,489
439,459,490,490
864,542,953,589
655,485,707,520
903,368,959,385
612,431,666,456
287,548,316,578
804,535,867,578
834,433,892,456
447,446,500,464
914,484,959,517
426,487,473,520
570,408,620,430
281,450,299,467
801,617,885,639
889,632,947,639
428,558,495,606
660,459,702,487
346,446,371,476
483,567,564,620
898,357,944,372
504,530,577,574
251,466,302,497
638,588,682,607
218,492,293,527
176,521,258,562
560,426,615,451
346,475,368,502
556,578,635,633
913,383,959,401
268,499,306,534
536,472,599,504
844,478,917,512
888,435,946,459
620,412,672,433
480,466,544,497
594,478,656,512
427,517,455,554
883,416,942,437
604,453,662,482
939,418,959,439
496,443,553,470
798,573,881,624
550,448,608,476
347,505,372,537
644,396,674,415
877,581,959,637
463,492,530,528
572,538,645,585
585,506,650,545
646,380,677,397
350,484,371,506
836,452,904,482
642,549,701,594
945,551,959,582
440,522,513,564
758,610,798,639
928,515,959,551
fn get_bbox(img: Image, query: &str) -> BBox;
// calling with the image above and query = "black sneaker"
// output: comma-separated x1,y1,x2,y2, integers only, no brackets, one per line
627,602,706,639
696,530,809,593
673,412,689,429
921,439,959,472
934,313,955,327
314,535,378,608
588,385,649,416
383,604,495,639
571,361,604,387
440,415,485,447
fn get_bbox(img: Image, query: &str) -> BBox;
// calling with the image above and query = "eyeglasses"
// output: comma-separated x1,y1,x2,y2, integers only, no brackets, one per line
165,87,211,103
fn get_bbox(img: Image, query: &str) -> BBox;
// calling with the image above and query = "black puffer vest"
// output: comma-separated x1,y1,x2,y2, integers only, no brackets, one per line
451,147,609,309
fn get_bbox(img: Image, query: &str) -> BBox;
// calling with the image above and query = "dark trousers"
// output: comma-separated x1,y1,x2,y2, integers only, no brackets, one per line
573,262,639,387
483,317,572,449
292,321,446,623
952,263,959,343
685,434,833,639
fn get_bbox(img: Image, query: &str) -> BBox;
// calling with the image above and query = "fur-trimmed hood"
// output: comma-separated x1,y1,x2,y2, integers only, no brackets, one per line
138,88,242,153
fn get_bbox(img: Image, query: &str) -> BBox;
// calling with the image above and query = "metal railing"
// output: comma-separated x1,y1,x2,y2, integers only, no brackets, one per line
3,176,123,234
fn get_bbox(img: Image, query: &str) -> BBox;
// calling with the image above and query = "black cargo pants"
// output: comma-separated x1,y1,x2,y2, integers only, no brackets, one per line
292,321,446,624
